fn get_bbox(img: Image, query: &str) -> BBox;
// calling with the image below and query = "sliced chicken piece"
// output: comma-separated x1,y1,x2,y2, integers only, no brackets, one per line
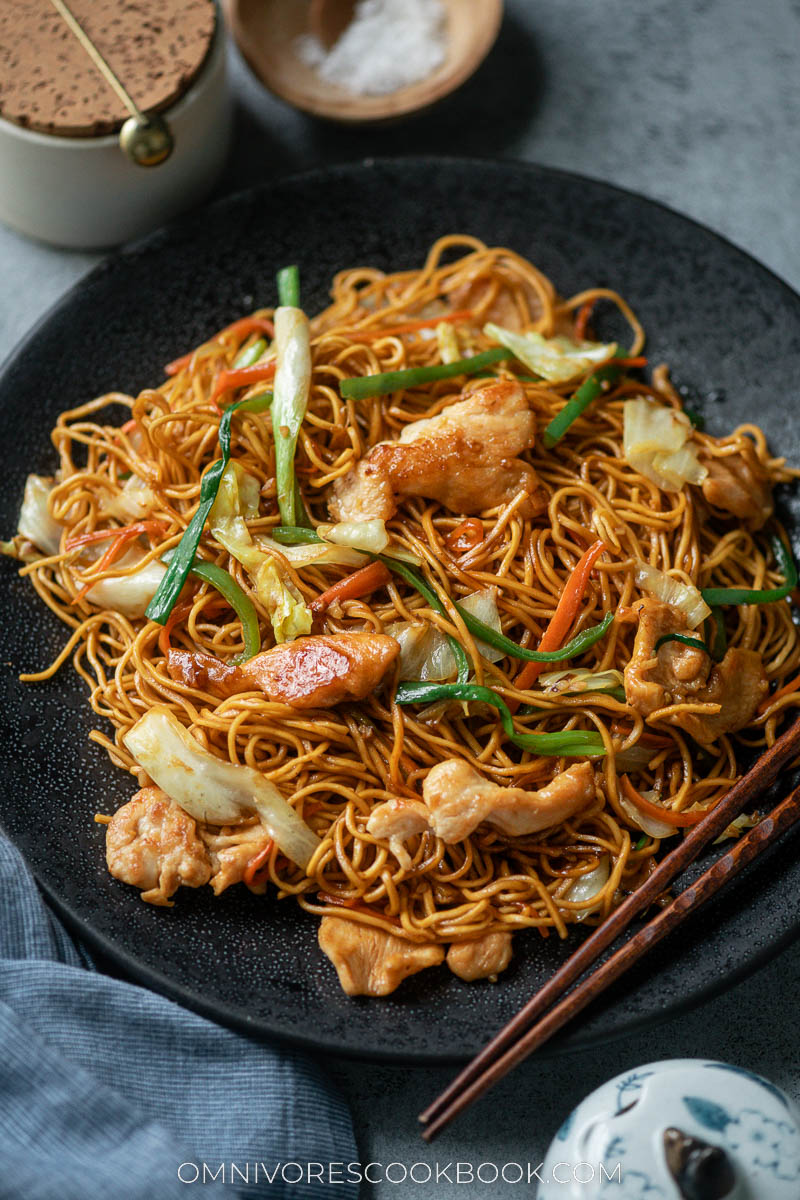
166,648,244,697
623,598,711,716
330,380,546,522
421,760,595,843
663,648,768,745
446,273,544,331
201,823,272,895
366,797,430,868
624,598,767,744
330,466,395,523
318,917,444,996
105,785,211,906
447,931,513,981
247,632,398,709
166,632,398,709
698,441,773,530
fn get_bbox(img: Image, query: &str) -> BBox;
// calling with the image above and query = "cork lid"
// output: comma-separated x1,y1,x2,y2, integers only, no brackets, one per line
0,0,216,137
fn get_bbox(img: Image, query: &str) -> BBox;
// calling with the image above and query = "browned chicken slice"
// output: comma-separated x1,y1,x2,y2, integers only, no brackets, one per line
623,598,712,716
665,648,768,745
365,797,430,869
698,441,773,530
166,649,244,697
330,380,546,522
201,823,272,895
166,632,398,709
318,917,444,996
421,760,595,843
105,786,211,906
447,931,513,981
446,273,544,332
623,598,767,744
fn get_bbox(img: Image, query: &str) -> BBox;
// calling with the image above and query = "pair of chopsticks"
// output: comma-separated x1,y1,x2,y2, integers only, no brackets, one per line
419,717,800,1141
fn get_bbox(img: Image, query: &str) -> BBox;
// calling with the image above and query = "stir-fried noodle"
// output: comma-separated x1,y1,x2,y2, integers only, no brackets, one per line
7,236,799,993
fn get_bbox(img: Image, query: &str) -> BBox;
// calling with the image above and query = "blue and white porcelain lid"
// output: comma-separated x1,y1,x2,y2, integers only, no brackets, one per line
540,1059,800,1199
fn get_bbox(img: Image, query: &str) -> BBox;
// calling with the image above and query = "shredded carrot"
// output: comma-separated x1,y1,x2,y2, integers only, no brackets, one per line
66,519,165,552
221,316,275,343
94,813,111,824
243,840,274,888
311,561,392,614
165,317,275,376
211,361,277,412
66,528,121,550
512,540,607,698
538,925,550,939
615,356,648,369
354,309,473,340
620,775,707,827
120,418,138,435
165,350,196,377
72,520,165,603
158,600,194,657
758,669,800,714
573,300,594,339
445,517,484,554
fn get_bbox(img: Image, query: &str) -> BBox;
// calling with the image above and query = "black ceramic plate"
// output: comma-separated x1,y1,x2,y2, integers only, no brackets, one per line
2,160,800,1064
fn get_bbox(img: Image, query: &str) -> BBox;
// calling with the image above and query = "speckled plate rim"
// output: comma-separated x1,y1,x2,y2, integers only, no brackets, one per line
26,871,800,1065
2,156,800,1064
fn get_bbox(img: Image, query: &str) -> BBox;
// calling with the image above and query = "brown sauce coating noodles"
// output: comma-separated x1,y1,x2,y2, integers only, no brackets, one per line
11,236,800,963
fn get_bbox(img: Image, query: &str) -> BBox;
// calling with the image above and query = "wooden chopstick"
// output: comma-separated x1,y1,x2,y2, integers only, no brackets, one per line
420,780,800,1140
419,716,800,1138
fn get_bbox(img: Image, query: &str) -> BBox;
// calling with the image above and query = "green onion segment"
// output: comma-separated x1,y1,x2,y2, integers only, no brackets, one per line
272,268,311,527
233,337,267,369
543,362,623,449
654,633,709,655
184,560,260,664
395,680,606,757
145,393,273,625
276,265,300,309
707,607,727,661
701,536,797,606
339,347,508,400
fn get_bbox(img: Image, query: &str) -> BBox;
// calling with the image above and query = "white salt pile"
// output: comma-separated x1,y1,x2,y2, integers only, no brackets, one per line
296,0,447,97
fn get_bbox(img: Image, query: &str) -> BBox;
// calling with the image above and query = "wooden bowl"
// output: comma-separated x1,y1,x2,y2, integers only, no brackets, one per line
222,0,503,123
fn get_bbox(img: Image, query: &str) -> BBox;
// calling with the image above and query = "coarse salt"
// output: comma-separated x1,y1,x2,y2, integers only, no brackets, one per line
296,0,447,97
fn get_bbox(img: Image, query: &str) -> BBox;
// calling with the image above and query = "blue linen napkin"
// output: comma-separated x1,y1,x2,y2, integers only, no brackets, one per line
0,835,358,1199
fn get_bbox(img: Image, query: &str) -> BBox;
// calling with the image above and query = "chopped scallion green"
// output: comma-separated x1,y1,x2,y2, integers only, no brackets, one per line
395,680,606,757
340,347,508,400
145,392,273,625
654,633,708,654
183,560,260,664
701,536,797,606
542,362,622,449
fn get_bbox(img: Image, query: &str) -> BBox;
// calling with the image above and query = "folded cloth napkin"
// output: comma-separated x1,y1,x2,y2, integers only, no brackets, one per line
0,835,358,1200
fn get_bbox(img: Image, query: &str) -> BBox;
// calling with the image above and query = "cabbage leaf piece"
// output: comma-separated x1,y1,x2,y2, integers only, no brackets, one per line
123,706,320,870
209,461,312,642
484,323,617,383
83,547,166,618
623,397,707,492
18,474,63,556
388,589,505,681
635,561,710,629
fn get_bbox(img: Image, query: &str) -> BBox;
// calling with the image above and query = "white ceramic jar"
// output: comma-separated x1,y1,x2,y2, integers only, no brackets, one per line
0,4,231,249
540,1059,800,1199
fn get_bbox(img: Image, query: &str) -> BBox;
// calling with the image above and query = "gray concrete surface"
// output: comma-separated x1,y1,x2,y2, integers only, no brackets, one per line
1,0,799,1194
